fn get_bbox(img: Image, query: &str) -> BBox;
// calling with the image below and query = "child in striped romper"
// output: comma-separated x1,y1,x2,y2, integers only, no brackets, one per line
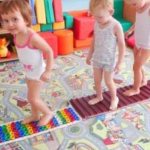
86,0,125,110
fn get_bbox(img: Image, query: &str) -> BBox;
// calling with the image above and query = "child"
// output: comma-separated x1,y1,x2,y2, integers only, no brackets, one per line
0,0,54,126
86,0,125,110
124,0,150,96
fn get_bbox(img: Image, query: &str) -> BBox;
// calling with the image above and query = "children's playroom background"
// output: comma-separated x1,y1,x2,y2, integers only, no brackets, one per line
0,0,150,149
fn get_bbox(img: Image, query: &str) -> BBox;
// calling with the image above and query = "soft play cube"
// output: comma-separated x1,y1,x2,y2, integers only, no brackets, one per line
40,24,53,32
38,32,58,58
44,0,55,23
54,30,73,55
53,0,63,22
63,12,74,29
29,0,37,25
35,0,46,24
74,16,95,40
74,37,92,48
116,18,132,32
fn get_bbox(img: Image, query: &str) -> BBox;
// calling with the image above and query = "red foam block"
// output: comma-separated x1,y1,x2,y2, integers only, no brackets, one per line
38,32,58,58
74,16,95,40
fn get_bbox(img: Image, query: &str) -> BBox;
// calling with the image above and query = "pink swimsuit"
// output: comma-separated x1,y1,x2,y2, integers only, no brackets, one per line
14,33,45,80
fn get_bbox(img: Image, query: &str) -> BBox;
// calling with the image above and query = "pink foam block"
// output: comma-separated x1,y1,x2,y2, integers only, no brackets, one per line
53,0,63,22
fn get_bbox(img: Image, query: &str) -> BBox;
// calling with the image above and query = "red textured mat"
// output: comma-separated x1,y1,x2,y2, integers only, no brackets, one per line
70,80,150,119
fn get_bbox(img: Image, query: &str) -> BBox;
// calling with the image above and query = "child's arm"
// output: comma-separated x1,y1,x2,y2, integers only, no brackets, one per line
86,36,95,65
125,24,135,39
114,22,126,73
31,32,54,81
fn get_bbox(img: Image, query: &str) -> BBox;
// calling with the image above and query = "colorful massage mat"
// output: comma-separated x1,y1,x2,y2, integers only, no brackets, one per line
0,107,81,145
70,80,150,119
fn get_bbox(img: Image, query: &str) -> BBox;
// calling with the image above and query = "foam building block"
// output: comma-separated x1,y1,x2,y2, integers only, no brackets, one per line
68,10,88,18
74,16,95,40
44,0,55,23
0,107,81,145
35,0,46,24
54,29,73,55
113,0,132,32
126,34,135,48
38,32,58,58
53,0,63,22
114,0,123,19
53,21,65,30
74,37,92,48
118,18,132,32
40,24,53,32
70,80,150,119
31,24,41,32
29,0,37,25
123,1,136,23
63,12,74,29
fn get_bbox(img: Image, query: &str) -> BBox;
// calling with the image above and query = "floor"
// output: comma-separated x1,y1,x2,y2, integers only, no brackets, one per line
0,48,150,150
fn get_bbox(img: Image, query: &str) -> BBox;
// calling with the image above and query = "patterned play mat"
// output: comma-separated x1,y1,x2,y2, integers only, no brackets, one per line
1,49,150,150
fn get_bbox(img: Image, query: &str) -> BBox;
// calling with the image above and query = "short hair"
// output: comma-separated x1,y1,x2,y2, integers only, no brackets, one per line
89,0,113,14
0,0,32,27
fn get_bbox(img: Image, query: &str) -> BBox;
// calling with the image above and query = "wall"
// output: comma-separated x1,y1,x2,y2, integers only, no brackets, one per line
62,0,90,12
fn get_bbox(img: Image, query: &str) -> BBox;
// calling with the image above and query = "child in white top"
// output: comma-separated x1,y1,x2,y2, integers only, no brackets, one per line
0,0,54,126
124,0,150,96
86,0,125,110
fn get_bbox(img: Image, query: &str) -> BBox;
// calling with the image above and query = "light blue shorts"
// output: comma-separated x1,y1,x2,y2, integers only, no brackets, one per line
92,61,115,72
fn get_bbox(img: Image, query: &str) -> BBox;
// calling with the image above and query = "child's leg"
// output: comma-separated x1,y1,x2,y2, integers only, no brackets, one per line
104,70,119,110
23,79,53,125
88,67,103,105
22,79,40,124
124,49,150,96
141,68,147,86
134,47,147,87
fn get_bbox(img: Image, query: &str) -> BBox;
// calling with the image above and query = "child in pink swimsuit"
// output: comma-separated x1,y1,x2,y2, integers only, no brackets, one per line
124,0,150,96
0,0,54,126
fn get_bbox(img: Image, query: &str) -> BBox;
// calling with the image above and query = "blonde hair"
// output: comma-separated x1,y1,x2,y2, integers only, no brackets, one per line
0,0,32,27
89,0,114,14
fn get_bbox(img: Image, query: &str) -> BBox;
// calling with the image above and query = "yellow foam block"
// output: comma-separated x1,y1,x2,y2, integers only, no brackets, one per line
53,21,65,30
35,0,46,24
31,24,41,32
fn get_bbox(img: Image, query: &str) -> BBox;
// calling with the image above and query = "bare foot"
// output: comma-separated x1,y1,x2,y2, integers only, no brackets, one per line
38,113,53,126
22,116,40,124
110,97,119,111
88,97,103,105
123,89,140,96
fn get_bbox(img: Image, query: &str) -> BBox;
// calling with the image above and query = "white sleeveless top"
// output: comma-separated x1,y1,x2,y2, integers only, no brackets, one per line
92,20,117,65
135,7,150,49
14,33,45,80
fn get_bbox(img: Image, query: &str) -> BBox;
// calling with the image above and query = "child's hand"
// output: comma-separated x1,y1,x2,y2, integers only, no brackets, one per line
86,57,91,65
40,70,51,82
114,63,121,74
125,31,131,40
